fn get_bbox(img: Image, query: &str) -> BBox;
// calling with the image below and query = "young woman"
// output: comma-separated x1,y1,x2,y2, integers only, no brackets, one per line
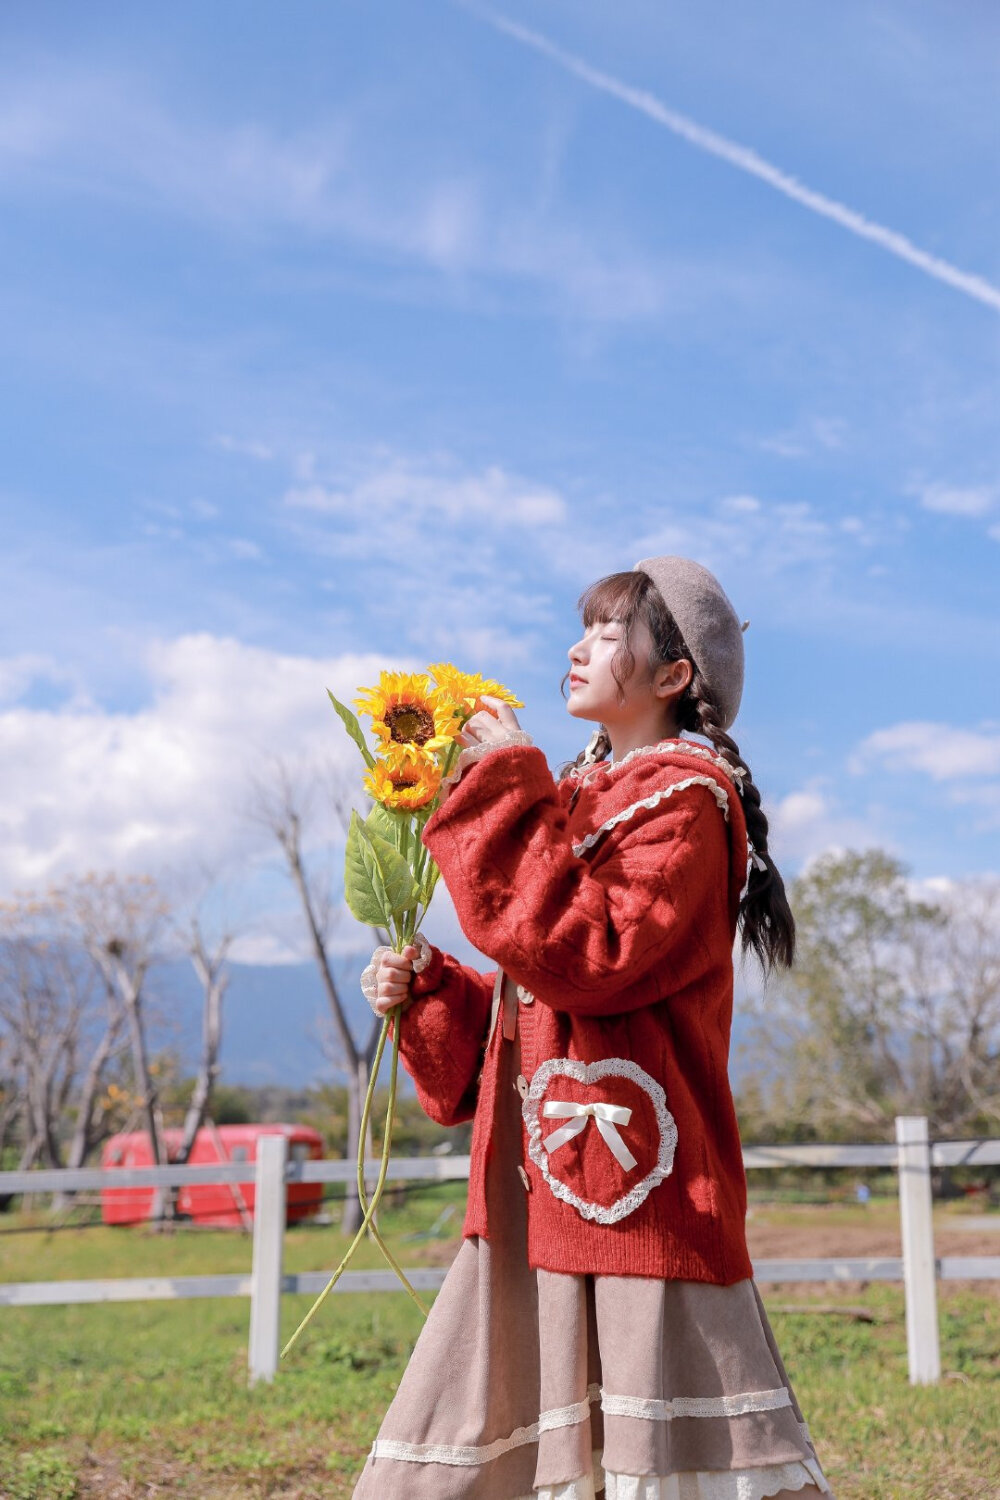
352,556,835,1499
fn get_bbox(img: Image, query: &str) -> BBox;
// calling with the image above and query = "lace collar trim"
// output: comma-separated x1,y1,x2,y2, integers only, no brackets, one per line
565,736,744,786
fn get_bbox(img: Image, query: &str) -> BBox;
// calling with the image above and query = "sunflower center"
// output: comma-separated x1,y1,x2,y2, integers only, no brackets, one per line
386,703,435,745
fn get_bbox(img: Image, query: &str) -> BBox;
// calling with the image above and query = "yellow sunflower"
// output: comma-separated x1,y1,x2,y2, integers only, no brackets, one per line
428,663,524,717
353,671,462,759
364,750,442,811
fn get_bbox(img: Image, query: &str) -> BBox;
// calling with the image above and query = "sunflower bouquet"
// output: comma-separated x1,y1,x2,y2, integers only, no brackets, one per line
281,664,523,1358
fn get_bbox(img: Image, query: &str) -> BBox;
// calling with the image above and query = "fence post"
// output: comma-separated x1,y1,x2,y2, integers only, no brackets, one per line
895,1115,940,1384
248,1133,288,1386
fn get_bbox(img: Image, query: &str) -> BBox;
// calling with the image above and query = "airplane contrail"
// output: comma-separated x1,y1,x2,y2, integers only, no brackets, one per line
458,1,1000,314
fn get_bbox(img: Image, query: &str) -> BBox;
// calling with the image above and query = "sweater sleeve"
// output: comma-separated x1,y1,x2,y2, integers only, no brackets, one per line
388,943,496,1127
420,744,729,1018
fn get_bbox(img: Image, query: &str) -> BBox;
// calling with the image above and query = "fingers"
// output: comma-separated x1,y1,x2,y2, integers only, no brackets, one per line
463,699,521,738
373,944,418,1016
374,992,412,1017
480,695,520,729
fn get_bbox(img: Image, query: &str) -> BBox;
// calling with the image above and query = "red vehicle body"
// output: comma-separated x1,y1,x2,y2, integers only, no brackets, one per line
101,1123,324,1227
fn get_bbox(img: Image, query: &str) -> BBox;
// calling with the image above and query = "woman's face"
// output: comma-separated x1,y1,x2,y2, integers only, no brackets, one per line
566,615,652,725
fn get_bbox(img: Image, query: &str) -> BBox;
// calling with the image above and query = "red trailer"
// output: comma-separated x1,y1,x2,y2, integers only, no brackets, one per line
101,1123,325,1227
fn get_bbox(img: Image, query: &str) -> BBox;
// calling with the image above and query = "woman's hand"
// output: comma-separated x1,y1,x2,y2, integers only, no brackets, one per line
436,697,525,807
455,695,523,749
372,944,421,1017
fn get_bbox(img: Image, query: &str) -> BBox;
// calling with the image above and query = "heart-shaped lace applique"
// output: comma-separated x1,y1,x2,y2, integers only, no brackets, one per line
522,1057,677,1225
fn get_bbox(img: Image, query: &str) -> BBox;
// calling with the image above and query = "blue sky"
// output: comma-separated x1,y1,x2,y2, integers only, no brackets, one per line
1,0,998,970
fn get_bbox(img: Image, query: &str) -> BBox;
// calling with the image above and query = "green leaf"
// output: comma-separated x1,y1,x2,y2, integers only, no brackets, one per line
327,690,376,769
419,859,441,906
365,828,420,914
344,813,420,927
344,812,393,927
366,803,407,856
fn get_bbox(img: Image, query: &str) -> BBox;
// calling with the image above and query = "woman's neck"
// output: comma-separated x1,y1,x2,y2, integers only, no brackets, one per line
606,718,682,764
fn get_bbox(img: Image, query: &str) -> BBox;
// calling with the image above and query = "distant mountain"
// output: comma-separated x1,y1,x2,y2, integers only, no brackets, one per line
149,956,382,1089
150,958,760,1091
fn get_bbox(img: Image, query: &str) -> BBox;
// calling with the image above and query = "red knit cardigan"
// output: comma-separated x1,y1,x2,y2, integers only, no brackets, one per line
395,737,755,1284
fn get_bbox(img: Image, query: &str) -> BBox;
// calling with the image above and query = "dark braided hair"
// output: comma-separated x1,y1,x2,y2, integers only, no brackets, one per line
557,570,795,977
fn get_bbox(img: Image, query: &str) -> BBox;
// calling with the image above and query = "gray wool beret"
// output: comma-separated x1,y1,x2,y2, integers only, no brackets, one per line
632,555,747,730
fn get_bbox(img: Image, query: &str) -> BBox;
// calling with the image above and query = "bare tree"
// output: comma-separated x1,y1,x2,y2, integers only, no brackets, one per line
63,954,127,1175
0,893,83,1169
904,875,1000,1130
174,913,232,1164
64,874,171,1205
0,888,129,1190
249,758,385,1234
0,1032,20,1166
743,851,1000,1139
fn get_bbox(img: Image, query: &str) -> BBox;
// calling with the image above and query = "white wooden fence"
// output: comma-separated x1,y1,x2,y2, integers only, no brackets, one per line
2,1117,998,1388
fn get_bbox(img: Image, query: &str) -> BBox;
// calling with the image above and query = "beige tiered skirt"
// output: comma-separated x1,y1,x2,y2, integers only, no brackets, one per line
351,1025,834,1500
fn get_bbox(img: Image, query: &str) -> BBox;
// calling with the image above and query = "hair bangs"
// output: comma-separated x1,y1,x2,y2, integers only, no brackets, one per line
577,571,648,631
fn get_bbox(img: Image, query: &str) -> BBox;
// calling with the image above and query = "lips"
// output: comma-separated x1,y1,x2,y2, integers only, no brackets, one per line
569,674,587,687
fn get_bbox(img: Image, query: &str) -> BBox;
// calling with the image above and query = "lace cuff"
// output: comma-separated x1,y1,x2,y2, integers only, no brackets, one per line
359,930,432,1010
441,729,535,788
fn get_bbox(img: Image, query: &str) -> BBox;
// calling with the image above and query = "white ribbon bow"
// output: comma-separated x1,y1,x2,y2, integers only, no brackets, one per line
541,1099,638,1172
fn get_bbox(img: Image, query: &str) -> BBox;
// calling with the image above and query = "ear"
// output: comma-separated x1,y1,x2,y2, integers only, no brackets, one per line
655,657,692,701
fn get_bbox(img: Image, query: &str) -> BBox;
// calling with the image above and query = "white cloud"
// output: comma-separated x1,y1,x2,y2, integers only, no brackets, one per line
0,653,69,707
284,457,568,530
766,781,881,868
416,176,484,268
850,721,1000,832
227,932,305,966
274,449,569,672
810,417,848,450
759,416,849,459
229,538,264,561
917,482,998,518
632,493,841,580
466,5,1000,312
212,435,274,462
0,91,71,162
275,456,899,676
850,721,1000,781
758,435,806,460
0,64,691,323
0,635,416,895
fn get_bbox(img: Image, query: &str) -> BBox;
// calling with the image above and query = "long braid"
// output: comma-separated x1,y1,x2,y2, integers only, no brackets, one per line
557,722,612,780
555,569,795,976
678,667,795,975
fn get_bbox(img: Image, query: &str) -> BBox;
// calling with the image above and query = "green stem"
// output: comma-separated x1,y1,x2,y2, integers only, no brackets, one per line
357,1019,389,1216
357,1037,428,1314
355,1009,428,1313
281,961,427,1360
410,738,458,897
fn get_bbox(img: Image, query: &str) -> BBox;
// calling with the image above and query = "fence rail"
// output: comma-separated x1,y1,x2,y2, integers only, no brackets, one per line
2,1117,999,1387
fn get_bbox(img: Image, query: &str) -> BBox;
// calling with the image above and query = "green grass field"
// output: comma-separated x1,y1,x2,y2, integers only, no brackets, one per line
0,1189,997,1499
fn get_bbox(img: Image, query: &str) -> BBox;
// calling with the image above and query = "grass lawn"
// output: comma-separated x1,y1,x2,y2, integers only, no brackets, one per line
0,1189,997,1499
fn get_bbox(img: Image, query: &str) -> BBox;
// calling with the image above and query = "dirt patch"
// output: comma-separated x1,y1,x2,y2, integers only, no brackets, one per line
746,1205,1000,1262
74,1448,356,1500
425,1209,1000,1267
